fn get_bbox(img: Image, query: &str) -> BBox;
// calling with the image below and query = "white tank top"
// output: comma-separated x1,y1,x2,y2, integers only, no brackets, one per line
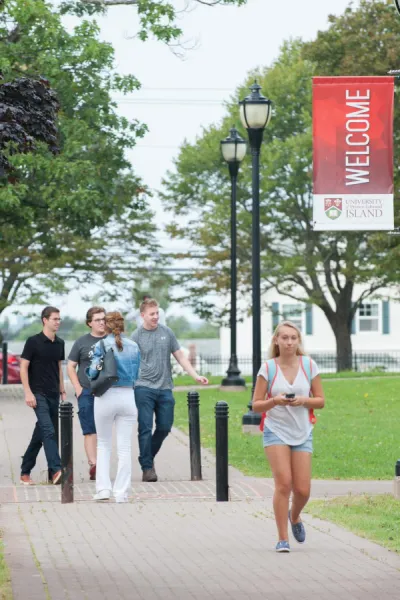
258,359,319,445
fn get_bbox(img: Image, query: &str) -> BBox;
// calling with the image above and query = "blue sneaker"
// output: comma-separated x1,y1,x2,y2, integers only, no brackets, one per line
275,540,290,553
289,510,306,544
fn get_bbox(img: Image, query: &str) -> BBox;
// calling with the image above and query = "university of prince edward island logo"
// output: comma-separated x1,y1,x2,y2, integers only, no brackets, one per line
324,198,342,220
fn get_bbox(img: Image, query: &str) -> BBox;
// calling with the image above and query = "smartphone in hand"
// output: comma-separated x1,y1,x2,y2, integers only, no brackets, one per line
285,393,295,401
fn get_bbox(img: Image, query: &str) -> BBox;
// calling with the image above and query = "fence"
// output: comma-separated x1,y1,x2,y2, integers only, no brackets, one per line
197,352,400,376
3,350,400,385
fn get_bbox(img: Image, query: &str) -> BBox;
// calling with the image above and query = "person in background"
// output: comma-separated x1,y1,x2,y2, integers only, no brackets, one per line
20,306,66,486
132,298,208,483
132,294,166,329
253,321,325,553
67,306,106,481
87,312,140,503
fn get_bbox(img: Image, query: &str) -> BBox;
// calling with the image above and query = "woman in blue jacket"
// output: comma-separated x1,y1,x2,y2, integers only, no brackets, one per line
87,311,140,503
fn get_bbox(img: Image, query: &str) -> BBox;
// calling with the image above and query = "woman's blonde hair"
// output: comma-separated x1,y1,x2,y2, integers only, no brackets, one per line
268,320,306,358
105,311,124,351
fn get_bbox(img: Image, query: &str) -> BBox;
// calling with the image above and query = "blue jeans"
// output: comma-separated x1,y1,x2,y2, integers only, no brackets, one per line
135,387,175,471
21,394,61,476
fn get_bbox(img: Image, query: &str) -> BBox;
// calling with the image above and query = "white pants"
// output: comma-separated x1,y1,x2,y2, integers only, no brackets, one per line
94,387,137,500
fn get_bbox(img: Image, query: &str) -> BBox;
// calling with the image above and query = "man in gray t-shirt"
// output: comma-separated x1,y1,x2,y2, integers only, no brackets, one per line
132,324,179,389
68,333,103,389
67,307,106,481
132,298,208,482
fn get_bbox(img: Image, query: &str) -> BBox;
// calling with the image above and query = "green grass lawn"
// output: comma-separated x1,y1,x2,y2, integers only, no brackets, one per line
173,370,400,387
0,536,12,600
174,377,400,479
305,494,400,553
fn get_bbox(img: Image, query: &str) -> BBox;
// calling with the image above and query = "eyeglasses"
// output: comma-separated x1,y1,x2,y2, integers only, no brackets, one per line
49,318,62,322
92,318,106,323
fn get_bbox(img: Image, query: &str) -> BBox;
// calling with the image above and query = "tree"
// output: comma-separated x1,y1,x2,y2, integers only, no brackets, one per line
166,315,192,338
161,1,400,370
61,0,247,46
129,271,173,313
0,76,59,177
164,316,219,338
0,0,158,317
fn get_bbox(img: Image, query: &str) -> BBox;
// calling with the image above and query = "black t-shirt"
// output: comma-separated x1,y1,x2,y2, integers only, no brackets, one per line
21,332,65,398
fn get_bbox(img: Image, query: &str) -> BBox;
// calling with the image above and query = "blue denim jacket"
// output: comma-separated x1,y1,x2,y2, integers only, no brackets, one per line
86,334,140,388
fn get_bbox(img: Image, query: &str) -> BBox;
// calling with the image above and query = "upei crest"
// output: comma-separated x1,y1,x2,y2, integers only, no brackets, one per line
324,198,342,220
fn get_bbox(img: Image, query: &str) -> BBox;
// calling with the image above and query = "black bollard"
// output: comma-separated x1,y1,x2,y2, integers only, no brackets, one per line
59,401,74,503
2,342,8,385
49,402,60,483
187,391,202,481
396,459,400,477
215,401,229,502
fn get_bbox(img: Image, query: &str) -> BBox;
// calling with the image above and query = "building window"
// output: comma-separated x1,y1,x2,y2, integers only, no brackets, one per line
358,303,379,332
282,304,303,331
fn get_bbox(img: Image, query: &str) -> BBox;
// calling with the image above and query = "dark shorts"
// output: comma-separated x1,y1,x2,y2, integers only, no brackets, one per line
77,389,96,435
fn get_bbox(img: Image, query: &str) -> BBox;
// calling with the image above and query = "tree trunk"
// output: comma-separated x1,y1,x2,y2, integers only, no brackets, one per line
332,320,353,371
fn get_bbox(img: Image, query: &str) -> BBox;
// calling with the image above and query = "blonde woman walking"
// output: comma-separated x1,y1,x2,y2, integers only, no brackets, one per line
253,321,325,552
87,312,140,503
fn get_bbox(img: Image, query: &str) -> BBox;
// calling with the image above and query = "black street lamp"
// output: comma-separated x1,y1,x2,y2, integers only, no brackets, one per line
220,127,247,390
239,81,272,428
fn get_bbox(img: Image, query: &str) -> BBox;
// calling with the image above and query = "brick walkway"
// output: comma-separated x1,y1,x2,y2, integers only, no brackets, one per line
1,391,399,599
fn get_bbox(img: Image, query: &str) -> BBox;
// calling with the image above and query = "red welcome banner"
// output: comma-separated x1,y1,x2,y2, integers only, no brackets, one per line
313,76,394,230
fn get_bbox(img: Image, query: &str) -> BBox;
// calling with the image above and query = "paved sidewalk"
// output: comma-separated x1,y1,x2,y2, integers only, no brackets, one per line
1,392,399,599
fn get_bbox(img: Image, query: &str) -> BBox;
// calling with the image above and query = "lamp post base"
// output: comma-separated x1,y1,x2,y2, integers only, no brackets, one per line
220,356,246,390
220,384,247,392
220,375,246,390
242,411,262,435
242,393,261,434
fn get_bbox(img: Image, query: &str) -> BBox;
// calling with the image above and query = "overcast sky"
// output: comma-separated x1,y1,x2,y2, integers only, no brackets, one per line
6,0,357,323
105,0,355,244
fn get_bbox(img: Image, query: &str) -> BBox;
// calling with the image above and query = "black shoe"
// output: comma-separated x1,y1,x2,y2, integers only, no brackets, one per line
142,467,157,482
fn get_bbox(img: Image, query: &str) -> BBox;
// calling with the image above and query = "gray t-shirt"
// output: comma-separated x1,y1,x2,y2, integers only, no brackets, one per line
68,333,106,389
132,324,180,390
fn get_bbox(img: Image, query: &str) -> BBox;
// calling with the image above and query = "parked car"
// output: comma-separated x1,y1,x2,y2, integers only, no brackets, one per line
0,352,21,384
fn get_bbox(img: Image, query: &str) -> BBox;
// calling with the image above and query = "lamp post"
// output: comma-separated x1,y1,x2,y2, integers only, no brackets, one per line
220,127,247,390
395,1,400,16
239,81,272,428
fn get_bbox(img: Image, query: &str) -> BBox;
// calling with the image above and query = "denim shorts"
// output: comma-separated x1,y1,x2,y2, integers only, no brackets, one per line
77,389,96,435
263,427,313,453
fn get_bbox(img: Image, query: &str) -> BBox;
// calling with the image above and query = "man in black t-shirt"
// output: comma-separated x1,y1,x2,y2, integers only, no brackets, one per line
67,306,106,481
20,306,66,485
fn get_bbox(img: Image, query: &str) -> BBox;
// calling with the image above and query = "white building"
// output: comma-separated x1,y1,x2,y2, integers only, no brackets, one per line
219,285,399,373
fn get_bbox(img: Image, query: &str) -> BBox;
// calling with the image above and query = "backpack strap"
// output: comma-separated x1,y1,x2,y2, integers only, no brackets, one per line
259,358,278,431
300,355,311,383
266,358,278,396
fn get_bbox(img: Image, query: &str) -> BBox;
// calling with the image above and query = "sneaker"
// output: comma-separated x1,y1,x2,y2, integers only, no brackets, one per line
93,490,111,501
20,474,35,486
115,495,129,504
52,470,62,485
289,510,306,544
89,465,96,481
276,540,290,553
142,467,157,482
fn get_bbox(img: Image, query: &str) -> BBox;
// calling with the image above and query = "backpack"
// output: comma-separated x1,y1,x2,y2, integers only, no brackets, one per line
259,355,317,431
